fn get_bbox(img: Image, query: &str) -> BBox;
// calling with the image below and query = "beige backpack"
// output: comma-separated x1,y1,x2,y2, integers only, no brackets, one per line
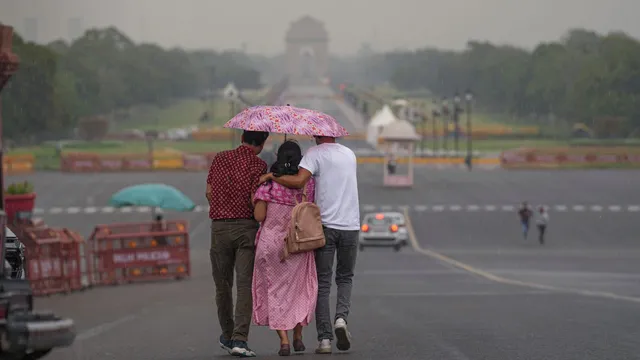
280,186,325,261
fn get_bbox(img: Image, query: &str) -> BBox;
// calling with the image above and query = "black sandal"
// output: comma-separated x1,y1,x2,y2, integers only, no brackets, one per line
278,344,291,356
293,339,306,352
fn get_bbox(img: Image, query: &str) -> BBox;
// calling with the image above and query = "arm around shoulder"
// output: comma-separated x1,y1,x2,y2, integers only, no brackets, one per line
271,168,312,189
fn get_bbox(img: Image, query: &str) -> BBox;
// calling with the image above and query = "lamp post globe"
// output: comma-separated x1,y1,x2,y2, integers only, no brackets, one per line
465,89,473,102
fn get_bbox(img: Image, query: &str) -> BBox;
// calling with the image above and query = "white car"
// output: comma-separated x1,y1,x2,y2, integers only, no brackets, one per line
358,212,409,252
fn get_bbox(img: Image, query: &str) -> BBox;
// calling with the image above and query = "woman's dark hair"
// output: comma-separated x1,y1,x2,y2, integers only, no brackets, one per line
270,140,302,177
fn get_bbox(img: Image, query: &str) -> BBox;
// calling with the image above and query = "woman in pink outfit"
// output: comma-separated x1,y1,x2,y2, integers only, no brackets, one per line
252,140,318,356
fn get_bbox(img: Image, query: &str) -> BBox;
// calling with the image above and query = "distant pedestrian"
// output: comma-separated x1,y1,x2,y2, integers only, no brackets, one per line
206,130,270,358
518,202,533,239
387,155,397,174
536,206,549,245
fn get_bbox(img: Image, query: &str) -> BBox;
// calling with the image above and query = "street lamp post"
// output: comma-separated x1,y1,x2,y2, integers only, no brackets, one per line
453,92,461,156
0,26,20,210
441,97,449,152
464,89,474,170
431,99,440,154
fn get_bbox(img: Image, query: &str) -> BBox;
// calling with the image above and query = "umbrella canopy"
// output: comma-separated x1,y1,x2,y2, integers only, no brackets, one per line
109,184,196,212
223,105,350,138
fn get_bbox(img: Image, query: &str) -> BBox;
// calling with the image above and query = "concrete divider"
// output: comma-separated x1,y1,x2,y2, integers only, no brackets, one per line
357,157,501,165
4,154,35,174
501,148,640,169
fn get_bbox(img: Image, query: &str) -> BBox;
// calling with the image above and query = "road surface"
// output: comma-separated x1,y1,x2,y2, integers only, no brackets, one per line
7,83,640,359
7,167,640,360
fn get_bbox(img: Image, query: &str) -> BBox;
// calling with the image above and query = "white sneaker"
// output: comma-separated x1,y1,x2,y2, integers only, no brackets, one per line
315,339,332,354
334,318,352,351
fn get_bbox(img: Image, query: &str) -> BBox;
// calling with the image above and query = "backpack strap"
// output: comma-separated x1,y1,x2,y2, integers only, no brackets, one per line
294,183,309,204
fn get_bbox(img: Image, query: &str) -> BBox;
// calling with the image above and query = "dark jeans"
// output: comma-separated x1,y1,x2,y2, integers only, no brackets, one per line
315,226,359,341
210,219,259,342
537,224,547,244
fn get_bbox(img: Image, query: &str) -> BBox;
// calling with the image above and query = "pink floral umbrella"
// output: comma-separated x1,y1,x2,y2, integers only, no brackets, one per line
223,105,350,137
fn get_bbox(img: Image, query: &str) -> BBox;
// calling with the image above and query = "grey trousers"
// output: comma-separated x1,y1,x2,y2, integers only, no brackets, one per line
210,219,259,342
315,226,359,341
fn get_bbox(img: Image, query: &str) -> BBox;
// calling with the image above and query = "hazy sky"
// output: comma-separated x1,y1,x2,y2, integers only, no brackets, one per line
1,0,639,55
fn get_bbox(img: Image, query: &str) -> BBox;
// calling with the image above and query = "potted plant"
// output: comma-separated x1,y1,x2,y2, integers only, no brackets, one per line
4,181,35,224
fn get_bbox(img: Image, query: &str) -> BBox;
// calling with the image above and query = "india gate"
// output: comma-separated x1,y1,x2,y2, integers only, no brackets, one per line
285,16,329,85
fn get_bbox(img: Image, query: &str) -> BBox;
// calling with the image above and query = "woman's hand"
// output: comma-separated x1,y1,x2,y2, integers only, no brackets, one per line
259,172,274,185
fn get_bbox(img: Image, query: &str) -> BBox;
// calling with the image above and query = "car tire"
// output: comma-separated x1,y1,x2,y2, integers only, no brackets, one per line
393,245,401,252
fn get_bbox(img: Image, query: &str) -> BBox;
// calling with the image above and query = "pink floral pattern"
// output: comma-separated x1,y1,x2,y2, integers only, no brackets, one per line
224,105,350,138
251,180,318,330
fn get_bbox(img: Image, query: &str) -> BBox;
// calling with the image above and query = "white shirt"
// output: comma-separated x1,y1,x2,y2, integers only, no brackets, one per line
537,212,549,225
299,143,360,231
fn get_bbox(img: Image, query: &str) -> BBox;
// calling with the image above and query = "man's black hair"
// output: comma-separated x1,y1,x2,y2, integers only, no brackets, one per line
242,130,269,146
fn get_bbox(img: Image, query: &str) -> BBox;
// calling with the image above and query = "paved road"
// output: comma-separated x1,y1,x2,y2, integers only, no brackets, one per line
7,168,640,359
283,85,372,151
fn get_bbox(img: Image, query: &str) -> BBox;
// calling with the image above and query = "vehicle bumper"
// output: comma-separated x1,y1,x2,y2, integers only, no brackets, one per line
358,235,409,247
2,312,76,354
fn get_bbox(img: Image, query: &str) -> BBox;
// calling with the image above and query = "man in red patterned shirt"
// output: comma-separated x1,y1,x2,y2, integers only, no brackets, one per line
206,130,269,358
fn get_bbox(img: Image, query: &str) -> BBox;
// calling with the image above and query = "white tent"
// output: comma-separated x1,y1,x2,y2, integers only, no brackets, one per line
366,105,398,148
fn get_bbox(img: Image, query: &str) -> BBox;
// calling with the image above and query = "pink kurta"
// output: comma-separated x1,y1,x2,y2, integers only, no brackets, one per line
252,179,318,331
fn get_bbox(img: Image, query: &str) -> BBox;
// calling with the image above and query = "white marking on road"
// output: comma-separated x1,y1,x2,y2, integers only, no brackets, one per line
449,205,462,211
415,205,428,212
591,205,603,212
466,205,480,211
120,207,133,213
362,205,376,211
67,207,80,214
402,208,640,305
33,208,44,215
573,205,585,211
432,205,445,212
101,206,114,213
360,270,464,276
369,290,551,298
501,205,515,211
137,207,150,213
609,205,622,212
397,205,409,211
629,205,640,212
485,205,496,211
84,207,98,214
380,205,392,211
555,205,568,212
76,315,138,341
49,207,63,214
193,205,203,212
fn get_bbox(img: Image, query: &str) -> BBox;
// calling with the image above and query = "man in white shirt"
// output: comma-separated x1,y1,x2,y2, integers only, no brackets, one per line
536,206,549,245
259,136,360,354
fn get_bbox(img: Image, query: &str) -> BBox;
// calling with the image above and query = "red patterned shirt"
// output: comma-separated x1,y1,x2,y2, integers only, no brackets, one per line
207,145,267,220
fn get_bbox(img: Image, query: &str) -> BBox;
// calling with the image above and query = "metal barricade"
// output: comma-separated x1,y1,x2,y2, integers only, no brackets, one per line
18,228,67,296
88,220,190,286
59,229,91,292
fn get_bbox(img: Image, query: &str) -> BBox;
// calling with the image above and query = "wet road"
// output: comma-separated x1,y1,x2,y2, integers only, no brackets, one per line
7,167,640,360
9,84,640,359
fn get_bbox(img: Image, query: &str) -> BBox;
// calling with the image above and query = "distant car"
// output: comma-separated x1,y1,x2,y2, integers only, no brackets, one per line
358,212,409,251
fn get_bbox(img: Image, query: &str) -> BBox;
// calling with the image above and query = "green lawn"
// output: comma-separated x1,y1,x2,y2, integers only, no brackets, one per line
416,139,566,153
110,98,242,132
